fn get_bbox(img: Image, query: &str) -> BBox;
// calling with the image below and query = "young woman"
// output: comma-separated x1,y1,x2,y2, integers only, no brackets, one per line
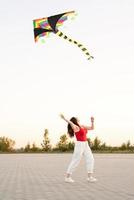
60,113,97,183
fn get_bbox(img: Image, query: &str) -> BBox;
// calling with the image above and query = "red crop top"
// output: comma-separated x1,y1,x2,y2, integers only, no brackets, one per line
75,127,88,141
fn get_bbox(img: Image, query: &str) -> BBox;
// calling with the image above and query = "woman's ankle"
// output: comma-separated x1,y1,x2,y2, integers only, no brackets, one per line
88,172,93,178
66,173,71,178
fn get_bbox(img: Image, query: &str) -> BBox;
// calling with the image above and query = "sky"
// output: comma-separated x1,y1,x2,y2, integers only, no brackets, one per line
0,0,134,148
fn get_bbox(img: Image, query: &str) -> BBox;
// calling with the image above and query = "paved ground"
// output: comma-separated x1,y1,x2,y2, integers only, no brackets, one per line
0,154,134,200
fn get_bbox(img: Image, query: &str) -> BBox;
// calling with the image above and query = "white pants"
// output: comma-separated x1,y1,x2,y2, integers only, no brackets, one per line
67,141,94,174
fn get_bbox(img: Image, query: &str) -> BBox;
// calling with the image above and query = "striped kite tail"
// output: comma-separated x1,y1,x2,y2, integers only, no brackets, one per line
56,30,94,60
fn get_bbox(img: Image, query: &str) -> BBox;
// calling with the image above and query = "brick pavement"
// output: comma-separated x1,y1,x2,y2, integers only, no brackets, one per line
0,154,134,200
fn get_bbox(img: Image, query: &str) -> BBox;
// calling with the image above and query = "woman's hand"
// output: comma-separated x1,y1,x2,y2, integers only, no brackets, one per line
60,113,65,120
91,116,94,123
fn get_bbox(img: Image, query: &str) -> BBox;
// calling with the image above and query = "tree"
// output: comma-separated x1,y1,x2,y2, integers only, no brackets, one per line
68,141,75,151
120,140,132,151
31,142,39,152
56,134,69,152
100,142,107,151
41,129,52,152
92,137,101,150
24,143,31,152
126,140,131,149
120,142,127,151
0,137,15,152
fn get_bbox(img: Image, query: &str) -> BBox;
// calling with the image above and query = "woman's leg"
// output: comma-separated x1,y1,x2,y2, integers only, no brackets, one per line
83,142,97,182
83,142,94,174
66,142,83,176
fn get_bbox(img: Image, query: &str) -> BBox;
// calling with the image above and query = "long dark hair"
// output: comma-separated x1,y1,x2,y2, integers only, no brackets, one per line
67,117,80,138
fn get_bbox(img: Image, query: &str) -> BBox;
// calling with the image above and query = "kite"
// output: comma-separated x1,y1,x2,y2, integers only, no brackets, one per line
33,11,94,60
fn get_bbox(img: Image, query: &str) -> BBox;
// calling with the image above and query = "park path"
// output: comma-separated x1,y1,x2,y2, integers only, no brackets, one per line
0,153,134,200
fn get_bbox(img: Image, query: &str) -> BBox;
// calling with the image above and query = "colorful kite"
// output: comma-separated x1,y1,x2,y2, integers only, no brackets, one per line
33,11,94,60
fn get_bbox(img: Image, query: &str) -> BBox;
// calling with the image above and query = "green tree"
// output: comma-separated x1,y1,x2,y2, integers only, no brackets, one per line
126,140,131,149
120,140,132,151
41,129,52,152
16,147,24,153
0,137,15,152
68,141,75,151
24,142,31,152
56,134,69,152
100,142,107,151
92,137,101,150
31,142,39,152
120,142,127,151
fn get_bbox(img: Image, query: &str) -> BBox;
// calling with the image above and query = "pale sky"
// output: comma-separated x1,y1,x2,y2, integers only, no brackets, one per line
0,0,134,148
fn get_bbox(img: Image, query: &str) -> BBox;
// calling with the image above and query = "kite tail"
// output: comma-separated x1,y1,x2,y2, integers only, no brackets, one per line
56,30,94,60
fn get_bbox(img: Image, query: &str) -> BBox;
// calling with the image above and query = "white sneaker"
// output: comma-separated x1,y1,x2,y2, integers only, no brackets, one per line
65,177,75,183
87,176,97,182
